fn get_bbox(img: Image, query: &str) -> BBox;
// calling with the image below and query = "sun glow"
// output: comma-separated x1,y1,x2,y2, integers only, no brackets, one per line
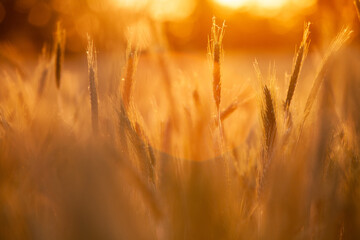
213,0,249,9
213,0,313,10
111,0,195,20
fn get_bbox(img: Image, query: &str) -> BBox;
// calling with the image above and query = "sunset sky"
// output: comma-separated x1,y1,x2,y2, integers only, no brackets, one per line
0,0,356,53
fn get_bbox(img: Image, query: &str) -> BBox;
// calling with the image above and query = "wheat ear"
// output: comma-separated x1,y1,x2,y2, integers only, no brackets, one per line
262,85,277,154
257,84,277,200
54,22,65,89
122,45,139,111
284,22,311,112
86,35,99,134
208,17,225,112
302,27,352,125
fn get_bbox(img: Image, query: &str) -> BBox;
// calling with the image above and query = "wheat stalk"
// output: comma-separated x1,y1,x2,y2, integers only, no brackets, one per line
355,0,360,21
257,84,277,201
302,27,352,125
262,85,277,155
134,122,156,186
122,45,139,111
253,60,277,152
220,94,254,122
86,35,99,134
221,99,239,121
284,22,311,112
54,22,65,89
208,17,225,112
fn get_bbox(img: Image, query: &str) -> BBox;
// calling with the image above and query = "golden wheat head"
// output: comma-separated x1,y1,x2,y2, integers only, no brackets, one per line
208,17,225,112
86,35,99,134
303,27,352,124
122,44,139,111
284,22,311,112
262,85,277,154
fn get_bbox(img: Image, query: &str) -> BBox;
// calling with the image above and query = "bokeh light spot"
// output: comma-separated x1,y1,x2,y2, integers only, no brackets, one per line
28,2,52,27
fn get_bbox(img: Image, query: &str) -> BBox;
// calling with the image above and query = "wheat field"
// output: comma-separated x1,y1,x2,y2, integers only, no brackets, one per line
0,0,360,239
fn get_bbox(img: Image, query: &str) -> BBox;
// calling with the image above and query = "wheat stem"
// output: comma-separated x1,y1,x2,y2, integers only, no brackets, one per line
302,27,352,125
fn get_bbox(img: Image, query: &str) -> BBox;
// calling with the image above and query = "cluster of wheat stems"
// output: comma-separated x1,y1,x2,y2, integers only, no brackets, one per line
0,1,360,240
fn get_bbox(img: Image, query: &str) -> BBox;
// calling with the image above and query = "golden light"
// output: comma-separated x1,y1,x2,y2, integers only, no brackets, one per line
213,0,316,12
111,0,195,20
213,0,249,9
149,0,195,21
111,0,149,11
214,0,290,9
256,0,288,9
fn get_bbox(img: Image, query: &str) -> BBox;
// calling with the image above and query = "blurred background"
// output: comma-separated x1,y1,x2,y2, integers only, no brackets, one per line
0,0,359,55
